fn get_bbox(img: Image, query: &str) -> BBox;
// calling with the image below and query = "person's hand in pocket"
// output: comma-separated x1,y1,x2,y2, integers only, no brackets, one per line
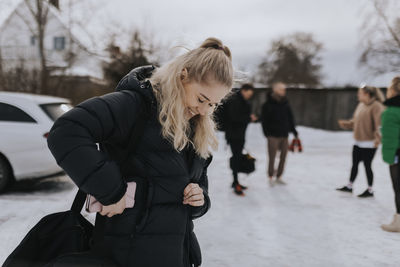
183,183,204,207
100,194,127,217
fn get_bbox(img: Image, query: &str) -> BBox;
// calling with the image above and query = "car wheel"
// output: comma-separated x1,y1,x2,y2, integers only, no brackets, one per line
0,157,12,192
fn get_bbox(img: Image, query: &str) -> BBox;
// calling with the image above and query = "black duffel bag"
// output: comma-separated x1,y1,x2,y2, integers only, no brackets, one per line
2,190,115,267
230,153,256,174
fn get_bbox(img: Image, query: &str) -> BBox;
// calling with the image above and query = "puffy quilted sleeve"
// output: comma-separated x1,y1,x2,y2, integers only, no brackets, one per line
47,90,144,205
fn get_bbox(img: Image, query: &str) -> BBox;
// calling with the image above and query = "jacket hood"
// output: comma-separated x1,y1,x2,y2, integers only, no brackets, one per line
115,65,156,103
384,95,400,107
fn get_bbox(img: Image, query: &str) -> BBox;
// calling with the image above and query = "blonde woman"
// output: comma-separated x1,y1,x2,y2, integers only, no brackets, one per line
47,38,233,267
337,86,385,197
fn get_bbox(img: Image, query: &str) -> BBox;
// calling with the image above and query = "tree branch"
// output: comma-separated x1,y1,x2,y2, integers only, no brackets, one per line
372,0,400,49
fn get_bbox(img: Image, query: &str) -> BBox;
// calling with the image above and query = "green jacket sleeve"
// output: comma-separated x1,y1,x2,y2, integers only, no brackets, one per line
381,108,400,164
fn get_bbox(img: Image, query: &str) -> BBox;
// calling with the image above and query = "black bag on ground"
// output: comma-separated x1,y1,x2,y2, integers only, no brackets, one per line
230,153,256,174
2,191,99,267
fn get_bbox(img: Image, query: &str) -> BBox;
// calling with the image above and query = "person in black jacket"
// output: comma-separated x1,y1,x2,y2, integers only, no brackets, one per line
225,84,257,195
261,82,298,185
46,37,233,267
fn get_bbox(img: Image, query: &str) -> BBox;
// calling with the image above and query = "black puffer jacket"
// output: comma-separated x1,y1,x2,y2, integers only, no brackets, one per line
261,93,298,138
225,91,252,142
47,68,211,267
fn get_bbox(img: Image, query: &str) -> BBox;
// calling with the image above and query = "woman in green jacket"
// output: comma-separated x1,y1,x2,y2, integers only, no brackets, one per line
381,76,400,232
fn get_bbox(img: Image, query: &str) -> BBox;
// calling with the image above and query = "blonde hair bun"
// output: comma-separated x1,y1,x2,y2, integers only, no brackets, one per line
200,37,232,60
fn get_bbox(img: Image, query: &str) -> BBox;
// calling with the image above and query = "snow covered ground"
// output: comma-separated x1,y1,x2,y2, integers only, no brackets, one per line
1,124,400,266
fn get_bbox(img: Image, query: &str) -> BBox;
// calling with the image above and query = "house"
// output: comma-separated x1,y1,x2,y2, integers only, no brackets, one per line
0,0,110,103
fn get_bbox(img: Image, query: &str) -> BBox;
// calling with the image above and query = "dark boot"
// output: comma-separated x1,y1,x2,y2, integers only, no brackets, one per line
238,183,248,190
336,186,352,193
231,182,247,190
233,184,244,196
358,189,374,198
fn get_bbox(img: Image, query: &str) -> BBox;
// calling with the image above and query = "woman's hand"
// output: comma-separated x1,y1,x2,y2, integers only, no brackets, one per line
338,119,351,129
183,183,204,207
100,194,127,217
338,119,346,129
374,140,380,148
250,114,258,122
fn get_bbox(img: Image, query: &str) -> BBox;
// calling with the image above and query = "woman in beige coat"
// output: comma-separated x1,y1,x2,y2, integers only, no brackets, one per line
336,86,385,197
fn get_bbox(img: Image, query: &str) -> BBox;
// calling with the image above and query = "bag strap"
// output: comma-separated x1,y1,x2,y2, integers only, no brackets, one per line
70,188,87,213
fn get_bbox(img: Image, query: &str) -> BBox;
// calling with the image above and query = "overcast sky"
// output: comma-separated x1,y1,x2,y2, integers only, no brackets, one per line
92,0,399,87
8,0,398,87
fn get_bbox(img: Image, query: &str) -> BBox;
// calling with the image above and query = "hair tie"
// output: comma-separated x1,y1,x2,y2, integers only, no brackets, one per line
211,44,224,51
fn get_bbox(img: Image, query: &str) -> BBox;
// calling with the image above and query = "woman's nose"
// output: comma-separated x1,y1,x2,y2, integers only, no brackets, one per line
198,105,210,116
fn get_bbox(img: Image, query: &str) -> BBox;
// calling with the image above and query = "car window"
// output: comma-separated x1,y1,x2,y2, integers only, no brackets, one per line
0,102,36,123
40,103,73,121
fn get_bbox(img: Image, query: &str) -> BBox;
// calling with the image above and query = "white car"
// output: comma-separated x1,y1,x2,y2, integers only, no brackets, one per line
0,92,73,192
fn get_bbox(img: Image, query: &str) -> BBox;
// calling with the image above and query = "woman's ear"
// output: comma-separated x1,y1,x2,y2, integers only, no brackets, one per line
181,68,188,82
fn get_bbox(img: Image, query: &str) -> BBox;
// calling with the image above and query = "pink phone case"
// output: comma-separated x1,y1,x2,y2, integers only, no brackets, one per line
85,181,136,213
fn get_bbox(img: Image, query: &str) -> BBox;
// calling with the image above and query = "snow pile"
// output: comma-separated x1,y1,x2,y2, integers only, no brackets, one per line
1,124,399,266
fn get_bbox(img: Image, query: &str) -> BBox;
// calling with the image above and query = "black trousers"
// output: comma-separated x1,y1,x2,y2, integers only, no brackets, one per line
229,139,245,184
349,145,377,186
389,158,400,214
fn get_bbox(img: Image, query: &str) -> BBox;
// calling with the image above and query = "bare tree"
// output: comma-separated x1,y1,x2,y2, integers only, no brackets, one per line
256,32,323,87
5,0,107,95
359,0,400,74
18,0,50,94
61,0,108,56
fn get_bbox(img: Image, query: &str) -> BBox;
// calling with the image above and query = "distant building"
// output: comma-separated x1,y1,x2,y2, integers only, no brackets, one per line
0,0,111,103
0,0,105,81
